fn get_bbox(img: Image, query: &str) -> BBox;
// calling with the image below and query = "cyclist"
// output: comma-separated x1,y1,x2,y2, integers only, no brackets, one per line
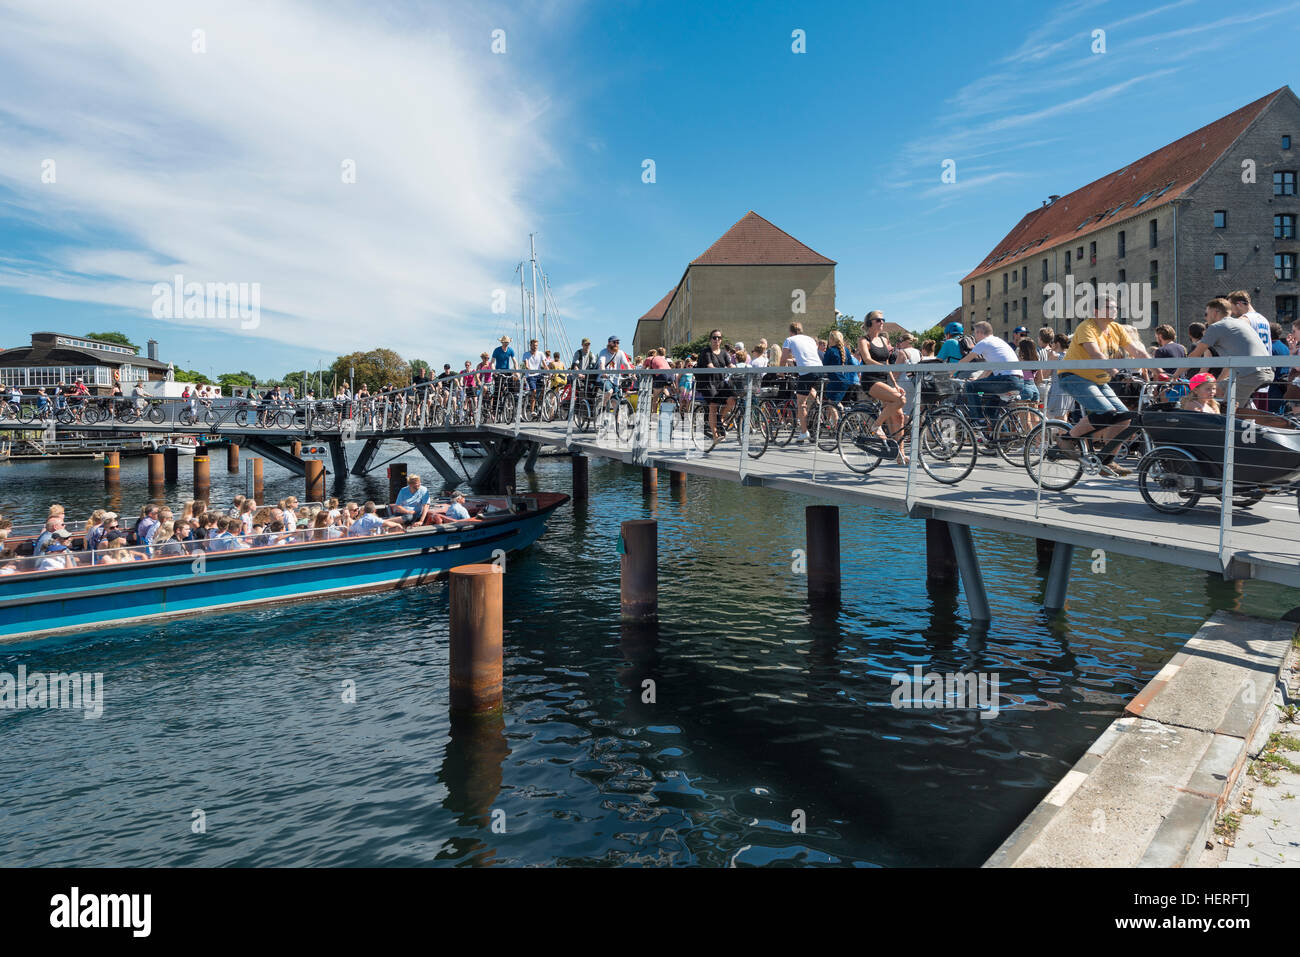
597,335,633,406
698,329,736,440
1054,295,1150,477
781,320,823,444
957,321,1020,425
855,313,906,461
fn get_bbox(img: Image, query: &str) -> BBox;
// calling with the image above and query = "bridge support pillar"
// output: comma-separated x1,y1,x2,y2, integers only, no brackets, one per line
926,519,958,585
388,463,407,507
669,469,685,490
1035,538,1054,565
411,438,462,491
163,446,179,483
242,436,306,476
620,519,657,622
572,454,588,501
642,466,657,497
497,457,515,495
948,522,990,622
350,437,381,476
227,443,239,472
524,443,540,474
806,505,840,599
1043,542,1075,613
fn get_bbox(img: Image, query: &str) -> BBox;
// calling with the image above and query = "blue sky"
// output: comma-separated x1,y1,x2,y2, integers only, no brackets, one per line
0,0,1296,381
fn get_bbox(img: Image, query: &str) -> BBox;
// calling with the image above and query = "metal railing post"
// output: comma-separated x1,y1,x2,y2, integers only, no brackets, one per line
906,366,924,513
473,383,482,428
737,374,752,481
565,371,578,448
1218,368,1237,570
514,372,525,436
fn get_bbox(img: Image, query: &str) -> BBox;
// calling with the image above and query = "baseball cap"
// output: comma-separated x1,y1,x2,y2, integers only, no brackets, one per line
101,512,118,522
1189,372,1217,390
944,322,964,336
1014,326,1028,335
608,335,620,343
52,528,72,539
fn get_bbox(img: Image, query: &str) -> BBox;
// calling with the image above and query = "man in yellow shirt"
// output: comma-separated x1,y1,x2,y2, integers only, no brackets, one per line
1055,296,1149,476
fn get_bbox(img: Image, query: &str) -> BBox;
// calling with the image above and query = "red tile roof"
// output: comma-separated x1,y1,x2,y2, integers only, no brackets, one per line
637,288,675,323
691,211,836,266
961,88,1288,284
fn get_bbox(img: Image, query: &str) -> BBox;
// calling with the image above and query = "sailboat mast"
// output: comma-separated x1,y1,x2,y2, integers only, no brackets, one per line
529,233,539,353
518,266,527,345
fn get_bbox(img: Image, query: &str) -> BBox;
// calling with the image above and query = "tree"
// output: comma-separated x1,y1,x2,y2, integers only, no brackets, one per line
670,334,712,362
409,358,433,378
85,331,139,351
329,349,410,390
820,314,862,346
172,367,211,384
914,325,944,349
217,371,256,393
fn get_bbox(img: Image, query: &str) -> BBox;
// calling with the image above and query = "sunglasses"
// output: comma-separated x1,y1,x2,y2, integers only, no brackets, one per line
710,335,722,340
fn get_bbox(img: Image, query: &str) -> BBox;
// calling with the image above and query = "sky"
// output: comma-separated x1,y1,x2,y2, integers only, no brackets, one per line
0,0,1296,381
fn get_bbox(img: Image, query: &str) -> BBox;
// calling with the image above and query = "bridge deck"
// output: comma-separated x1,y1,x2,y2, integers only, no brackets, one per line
488,421,1300,590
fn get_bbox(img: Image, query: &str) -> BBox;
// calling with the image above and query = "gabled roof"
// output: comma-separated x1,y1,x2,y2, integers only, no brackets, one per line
691,211,836,266
638,289,676,323
962,87,1290,284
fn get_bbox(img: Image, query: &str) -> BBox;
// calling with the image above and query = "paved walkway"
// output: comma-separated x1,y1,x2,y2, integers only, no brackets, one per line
1209,647,1300,868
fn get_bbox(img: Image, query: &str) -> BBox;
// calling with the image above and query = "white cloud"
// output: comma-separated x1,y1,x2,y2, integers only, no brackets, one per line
0,0,561,360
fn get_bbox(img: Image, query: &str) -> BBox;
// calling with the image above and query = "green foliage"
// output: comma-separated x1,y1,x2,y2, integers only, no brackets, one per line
172,367,210,384
914,325,944,348
85,331,139,351
329,349,411,390
820,314,863,345
409,358,433,377
670,334,712,362
217,371,256,392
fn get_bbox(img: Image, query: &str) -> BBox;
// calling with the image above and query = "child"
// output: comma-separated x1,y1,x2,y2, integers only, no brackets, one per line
1180,373,1220,414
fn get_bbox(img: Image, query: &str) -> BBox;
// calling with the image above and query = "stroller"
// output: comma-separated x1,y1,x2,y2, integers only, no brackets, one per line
1135,408,1300,514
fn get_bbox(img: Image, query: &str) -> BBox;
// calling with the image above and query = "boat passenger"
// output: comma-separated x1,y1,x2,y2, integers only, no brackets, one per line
347,502,385,536
154,521,187,558
446,494,473,522
34,515,66,556
173,522,197,552
37,530,78,571
392,474,431,526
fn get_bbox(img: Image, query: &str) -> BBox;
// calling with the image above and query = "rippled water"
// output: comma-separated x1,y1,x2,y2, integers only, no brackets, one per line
0,448,1295,866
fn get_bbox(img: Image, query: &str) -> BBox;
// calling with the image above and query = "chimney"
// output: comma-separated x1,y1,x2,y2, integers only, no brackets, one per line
147,339,158,361
1048,194,1061,204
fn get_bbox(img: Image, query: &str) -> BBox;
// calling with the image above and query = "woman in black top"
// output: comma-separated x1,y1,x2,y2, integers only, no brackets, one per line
855,313,908,464
696,329,735,439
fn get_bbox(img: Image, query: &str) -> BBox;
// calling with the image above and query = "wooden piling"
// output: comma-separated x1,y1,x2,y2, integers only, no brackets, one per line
227,443,239,472
572,453,588,501
926,519,958,585
805,505,840,598
620,519,658,622
163,446,179,482
305,459,326,503
194,444,210,489
669,469,685,490
449,564,504,715
291,440,302,458
103,450,120,485
642,466,657,497
251,457,264,497
147,452,165,487
388,462,407,506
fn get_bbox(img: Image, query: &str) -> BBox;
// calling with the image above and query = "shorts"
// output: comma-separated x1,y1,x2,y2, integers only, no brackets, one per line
1056,373,1129,416
795,373,822,396
1224,368,1274,402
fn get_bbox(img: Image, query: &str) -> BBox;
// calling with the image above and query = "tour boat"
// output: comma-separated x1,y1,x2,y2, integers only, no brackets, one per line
0,492,568,642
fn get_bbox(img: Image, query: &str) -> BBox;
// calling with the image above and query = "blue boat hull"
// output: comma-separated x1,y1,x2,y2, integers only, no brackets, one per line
0,494,567,642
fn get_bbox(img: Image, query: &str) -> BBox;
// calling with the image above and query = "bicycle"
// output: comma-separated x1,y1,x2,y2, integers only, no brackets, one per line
117,399,168,425
836,393,978,484
702,392,769,457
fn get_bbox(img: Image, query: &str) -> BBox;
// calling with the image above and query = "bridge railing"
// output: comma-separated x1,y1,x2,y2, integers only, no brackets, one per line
517,356,1299,575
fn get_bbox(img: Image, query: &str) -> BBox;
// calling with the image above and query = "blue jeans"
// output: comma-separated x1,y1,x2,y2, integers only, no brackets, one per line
963,375,1019,422
1056,373,1127,415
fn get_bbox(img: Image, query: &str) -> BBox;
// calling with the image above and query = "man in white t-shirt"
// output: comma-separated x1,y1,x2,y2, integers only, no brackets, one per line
958,321,1019,423
1228,290,1271,349
597,335,632,393
523,338,546,392
780,321,823,443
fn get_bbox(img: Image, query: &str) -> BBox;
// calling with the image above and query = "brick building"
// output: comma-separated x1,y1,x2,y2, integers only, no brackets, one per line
962,87,1300,340
633,211,836,356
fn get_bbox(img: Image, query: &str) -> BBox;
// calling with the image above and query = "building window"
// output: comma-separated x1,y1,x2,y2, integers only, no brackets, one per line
1011,270,1017,286
1089,241,1096,265
1285,135,1292,150
1151,301,1159,324
1022,265,1028,288
1277,296,1297,323
1214,210,1227,228
986,278,991,298
1118,268,1126,286
1003,272,1009,293
1276,171,1297,196
1076,246,1083,260
1275,214,1296,240
1149,219,1158,248
1150,259,1159,289
1065,250,1071,270
1042,259,1048,282
1012,299,1018,312
1002,302,1008,324
1277,253,1297,281
1118,230,1126,258
1022,296,1028,319
1214,253,1227,270
969,284,975,304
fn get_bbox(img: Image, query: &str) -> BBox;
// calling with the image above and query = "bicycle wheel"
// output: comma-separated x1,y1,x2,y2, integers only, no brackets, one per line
275,410,296,429
993,405,1043,467
147,404,166,424
1023,420,1085,491
743,403,769,458
918,411,977,484
615,399,637,444
815,403,841,452
574,398,594,432
541,391,558,422
18,404,35,424
836,408,886,474
1137,447,1203,513
117,408,139,425
763,399,796,446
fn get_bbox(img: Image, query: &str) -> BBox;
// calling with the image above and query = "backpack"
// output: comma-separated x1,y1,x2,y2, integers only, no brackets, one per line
957,335,975,357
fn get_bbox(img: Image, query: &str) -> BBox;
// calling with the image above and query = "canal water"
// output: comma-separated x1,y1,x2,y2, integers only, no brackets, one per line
0,447,1294,866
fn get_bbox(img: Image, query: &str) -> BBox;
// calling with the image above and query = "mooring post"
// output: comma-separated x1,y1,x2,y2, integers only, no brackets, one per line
620,519,658,622
670,469,685,490
926,519,958,585
449,564,504,715
806,504,840,598
305,459,326,503
103,450,120,486
642,465,657,497
251,457,264,497
147,452,164,487
291,440,302,458
572,453,589,501
1042,542,1075,613
227,443,239,472
163,445,179,482
193,444,210,490
388,462,407,507
947,522,991,622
